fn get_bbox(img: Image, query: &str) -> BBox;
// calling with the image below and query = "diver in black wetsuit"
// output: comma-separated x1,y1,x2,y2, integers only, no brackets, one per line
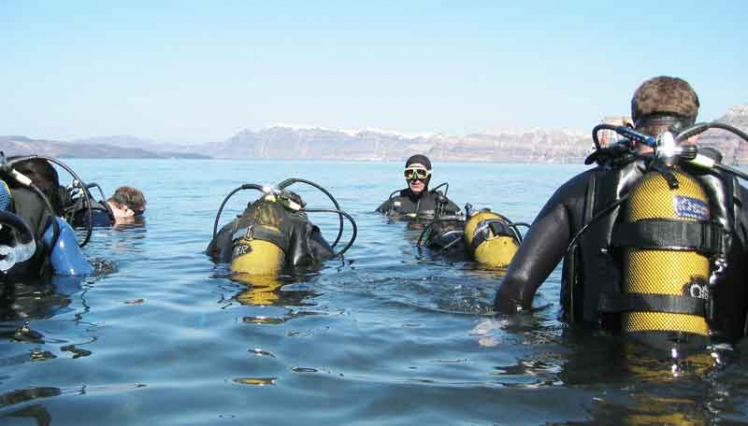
3,157,92,278
207,178,356,275
376,154,460,220
207,190,335,271
66,185,146,228
495,76,748,347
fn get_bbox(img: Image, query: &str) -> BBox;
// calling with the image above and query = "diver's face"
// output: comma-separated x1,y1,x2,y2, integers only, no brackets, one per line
404,167,430,194
409,179,425,194
110,202,145,224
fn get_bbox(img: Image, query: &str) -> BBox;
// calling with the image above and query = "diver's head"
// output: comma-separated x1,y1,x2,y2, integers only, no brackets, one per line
404,154,432,195
631,76,700,146
8,157,62,214
107,186,146,223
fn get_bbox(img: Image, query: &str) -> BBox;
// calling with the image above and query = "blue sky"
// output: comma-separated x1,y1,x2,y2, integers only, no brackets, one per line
1,1,745,144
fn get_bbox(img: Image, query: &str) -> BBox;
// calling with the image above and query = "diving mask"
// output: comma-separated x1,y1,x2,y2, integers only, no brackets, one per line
404,167,430,181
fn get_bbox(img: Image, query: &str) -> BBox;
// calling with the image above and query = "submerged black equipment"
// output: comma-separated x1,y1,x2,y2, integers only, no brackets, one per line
63,181,116,229
572,122,748,342
417,204,528,268
212,178,357,274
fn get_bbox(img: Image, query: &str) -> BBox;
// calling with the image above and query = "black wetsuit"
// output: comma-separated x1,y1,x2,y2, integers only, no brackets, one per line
70,199,115,228
496,156,748,341
376,188,460,219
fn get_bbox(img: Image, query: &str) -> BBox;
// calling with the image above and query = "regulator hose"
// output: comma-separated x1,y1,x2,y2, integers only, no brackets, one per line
212,183,266,240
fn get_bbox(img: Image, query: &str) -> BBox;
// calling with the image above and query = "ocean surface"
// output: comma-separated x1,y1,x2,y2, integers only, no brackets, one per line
1,159,748,425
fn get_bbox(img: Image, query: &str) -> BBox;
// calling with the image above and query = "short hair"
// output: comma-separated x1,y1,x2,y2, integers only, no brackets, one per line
108,186,146,215
631,76,700,136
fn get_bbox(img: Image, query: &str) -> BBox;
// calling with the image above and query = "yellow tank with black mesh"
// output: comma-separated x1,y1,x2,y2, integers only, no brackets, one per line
623,170,709,336
463,211,519,268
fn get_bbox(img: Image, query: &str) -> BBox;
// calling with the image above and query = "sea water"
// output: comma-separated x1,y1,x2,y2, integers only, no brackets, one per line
0,159,747,425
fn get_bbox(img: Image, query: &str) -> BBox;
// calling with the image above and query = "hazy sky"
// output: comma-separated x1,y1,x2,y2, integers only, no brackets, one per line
1,1,745,144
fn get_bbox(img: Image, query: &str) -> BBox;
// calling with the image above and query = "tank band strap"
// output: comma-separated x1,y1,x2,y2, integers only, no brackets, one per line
611,219,725,254
232,225,289,252
598,293,706,316
469,219,514,252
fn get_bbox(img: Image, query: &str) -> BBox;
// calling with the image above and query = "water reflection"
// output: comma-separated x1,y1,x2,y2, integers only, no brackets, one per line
218,270,322,326
232,273,284,306
81,222,147,256
552,328,730,425
0,274,94,369
232,377,277,386
0,386,59,425
0,277,80,323
230,272,318,308
0,386,61,409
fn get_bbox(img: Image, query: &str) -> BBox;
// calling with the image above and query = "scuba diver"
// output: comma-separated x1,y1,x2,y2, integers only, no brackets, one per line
64,185,146,228
207,178,356,276
417,204,526,269
0,155,92,278
495,76,748,352
376,154,461,220
378,154,524,269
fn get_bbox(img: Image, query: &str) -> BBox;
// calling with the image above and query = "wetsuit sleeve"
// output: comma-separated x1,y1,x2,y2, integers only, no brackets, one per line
495,175,586,313
43,217,93,276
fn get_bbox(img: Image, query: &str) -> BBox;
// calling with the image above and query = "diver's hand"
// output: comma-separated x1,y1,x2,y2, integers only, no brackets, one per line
494,283,529,314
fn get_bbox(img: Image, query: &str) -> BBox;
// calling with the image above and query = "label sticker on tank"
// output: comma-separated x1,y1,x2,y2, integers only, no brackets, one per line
673,196,709,220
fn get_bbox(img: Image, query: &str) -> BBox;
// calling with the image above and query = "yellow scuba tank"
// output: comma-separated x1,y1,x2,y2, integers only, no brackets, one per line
622,170,710,336
230,195,287,275
463,211,519,268
231,239,284,275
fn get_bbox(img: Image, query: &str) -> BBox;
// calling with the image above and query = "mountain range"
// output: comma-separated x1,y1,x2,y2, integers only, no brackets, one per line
2,105,746,164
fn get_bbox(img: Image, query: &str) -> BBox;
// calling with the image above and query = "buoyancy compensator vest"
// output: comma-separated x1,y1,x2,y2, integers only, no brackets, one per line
378,182,460,220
